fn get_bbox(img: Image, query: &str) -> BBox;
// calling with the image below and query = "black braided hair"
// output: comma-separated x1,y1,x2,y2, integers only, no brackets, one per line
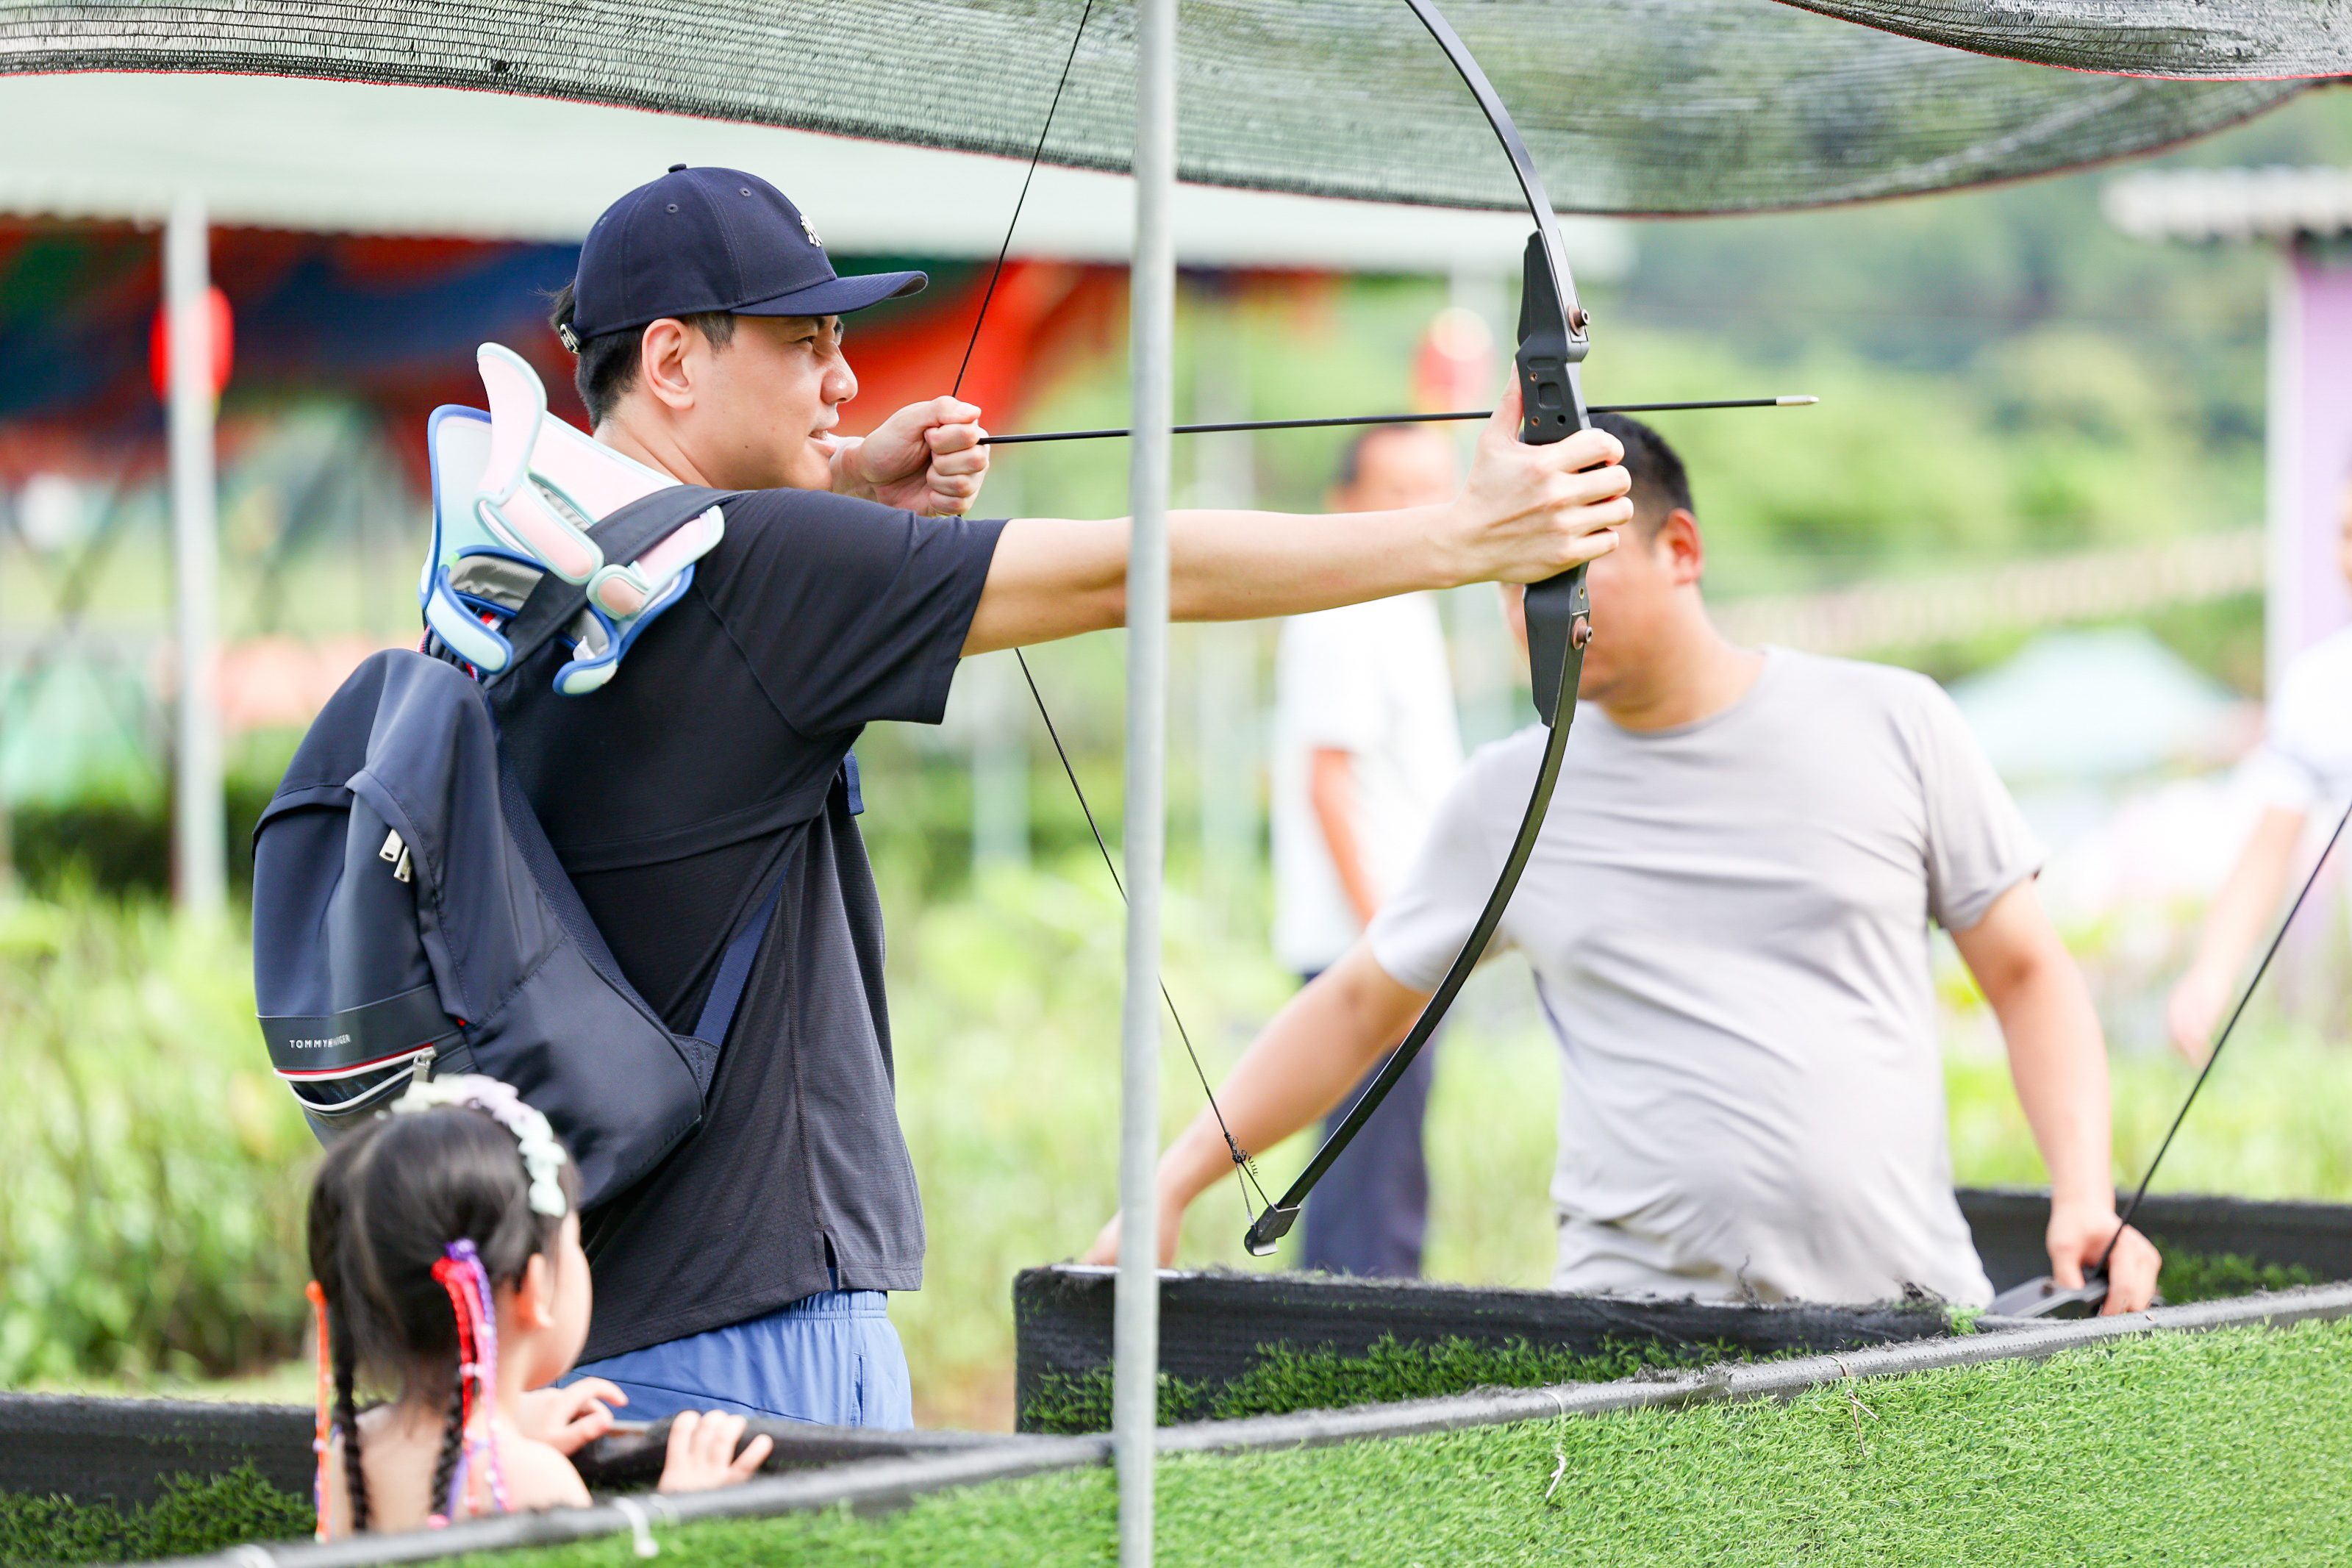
330,1303,371,1533
426,1353,469,1521
305,1099,579,1531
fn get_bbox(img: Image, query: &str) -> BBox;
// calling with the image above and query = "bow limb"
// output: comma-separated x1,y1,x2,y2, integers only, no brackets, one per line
1242,0,1596,1255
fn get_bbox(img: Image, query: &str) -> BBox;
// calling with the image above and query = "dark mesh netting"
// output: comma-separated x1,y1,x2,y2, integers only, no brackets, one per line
0,0,2319,215
1779,1,2352,82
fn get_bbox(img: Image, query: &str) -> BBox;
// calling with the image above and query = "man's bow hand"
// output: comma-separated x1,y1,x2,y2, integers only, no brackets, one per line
1443,385,1631,587
825,396,990,517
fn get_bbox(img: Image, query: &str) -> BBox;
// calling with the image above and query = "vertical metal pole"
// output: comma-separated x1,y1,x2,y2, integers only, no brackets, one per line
1117,0,1176,1560
167,193,226,916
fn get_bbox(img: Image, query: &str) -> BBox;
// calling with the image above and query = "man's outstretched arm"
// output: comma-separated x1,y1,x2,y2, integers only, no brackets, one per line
965,391,1630,655
1082,941,1431,1267
1951,878,2161,1314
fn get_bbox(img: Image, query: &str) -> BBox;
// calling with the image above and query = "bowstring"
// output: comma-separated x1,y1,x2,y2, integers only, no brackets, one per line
1015,656,1272,1219
950,0,1095,405
964,0,1270,1225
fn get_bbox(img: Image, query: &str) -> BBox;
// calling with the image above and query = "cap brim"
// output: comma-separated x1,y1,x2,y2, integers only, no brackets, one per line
737,268,927,318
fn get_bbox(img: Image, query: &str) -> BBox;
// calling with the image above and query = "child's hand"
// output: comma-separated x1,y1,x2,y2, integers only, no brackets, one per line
656,1410,773,1493
515,1380,626,1456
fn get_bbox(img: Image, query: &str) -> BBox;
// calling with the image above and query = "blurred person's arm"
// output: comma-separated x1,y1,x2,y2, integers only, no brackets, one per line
1952,879,2159,1315
1082,941,1430,1265
2167,806,2306,1064
1310,749,1382,927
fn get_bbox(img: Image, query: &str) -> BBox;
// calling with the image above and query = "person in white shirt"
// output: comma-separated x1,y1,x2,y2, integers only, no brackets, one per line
1270,425,1466,1276
1093,415,2160,1314
2169,479,2352,1063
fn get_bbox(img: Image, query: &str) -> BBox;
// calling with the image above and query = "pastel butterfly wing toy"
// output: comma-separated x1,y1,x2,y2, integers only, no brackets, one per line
419,346,727,695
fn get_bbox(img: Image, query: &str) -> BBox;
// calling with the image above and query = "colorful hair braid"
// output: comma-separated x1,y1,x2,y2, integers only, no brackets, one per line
426,1239,510,1524
305,1280,332,1540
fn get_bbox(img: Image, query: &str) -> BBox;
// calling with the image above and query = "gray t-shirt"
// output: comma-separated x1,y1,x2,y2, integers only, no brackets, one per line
1367,648,2042,1308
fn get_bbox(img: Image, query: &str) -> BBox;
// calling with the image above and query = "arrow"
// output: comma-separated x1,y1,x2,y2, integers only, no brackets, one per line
979,395,1818,445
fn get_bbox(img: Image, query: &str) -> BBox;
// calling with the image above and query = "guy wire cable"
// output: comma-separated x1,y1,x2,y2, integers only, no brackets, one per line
2099,784,2352,1278
956,0,1271,1225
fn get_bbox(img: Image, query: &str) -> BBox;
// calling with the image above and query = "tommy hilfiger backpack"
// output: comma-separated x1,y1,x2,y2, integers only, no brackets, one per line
249,347,767,1207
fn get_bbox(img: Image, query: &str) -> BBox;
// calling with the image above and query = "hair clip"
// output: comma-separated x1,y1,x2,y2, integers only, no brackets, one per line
393,1075,571,1218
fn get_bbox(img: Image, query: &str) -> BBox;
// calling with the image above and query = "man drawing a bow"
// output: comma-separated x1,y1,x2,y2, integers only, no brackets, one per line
1093,415,2162,1317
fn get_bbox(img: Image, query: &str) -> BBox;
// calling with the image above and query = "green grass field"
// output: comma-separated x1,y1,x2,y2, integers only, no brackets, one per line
418,1318,2352,1568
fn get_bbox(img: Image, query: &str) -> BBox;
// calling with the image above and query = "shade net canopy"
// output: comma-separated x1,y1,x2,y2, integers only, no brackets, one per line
1779,1,2352,82
0,1,2323,216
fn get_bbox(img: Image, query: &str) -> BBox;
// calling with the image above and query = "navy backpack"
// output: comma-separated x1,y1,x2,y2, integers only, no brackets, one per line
251,421,775,1206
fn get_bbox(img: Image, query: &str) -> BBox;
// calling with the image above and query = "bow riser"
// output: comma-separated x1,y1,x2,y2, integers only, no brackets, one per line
1514,232,1595,724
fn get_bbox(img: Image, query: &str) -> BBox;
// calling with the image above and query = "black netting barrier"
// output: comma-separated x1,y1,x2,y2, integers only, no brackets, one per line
1781,0,2352,82
0,1,2314,215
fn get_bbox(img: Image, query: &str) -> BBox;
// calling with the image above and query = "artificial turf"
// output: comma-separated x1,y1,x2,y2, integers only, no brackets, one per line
1019,1248,2309,1433
0,1464,309,1567
1020,1333,1759,1433
458,1318,2352,1568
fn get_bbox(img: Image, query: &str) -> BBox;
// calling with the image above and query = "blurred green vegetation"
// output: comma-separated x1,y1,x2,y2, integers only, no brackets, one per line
0,892,313,1386
2156,1249,2319,1303
1,731,301,901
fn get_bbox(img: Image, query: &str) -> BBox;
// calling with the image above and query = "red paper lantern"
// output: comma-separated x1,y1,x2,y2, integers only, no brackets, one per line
149,286,236,403
1412,305,1495,415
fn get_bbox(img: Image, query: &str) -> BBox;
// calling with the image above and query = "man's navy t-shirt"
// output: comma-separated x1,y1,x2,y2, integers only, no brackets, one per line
488,487,1005,1361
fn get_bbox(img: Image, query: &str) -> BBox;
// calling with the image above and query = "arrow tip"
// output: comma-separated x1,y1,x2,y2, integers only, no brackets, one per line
1777,395,1820,407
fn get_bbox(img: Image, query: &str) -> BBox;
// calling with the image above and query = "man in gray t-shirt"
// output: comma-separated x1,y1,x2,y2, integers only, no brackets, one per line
1090,415,2159,1313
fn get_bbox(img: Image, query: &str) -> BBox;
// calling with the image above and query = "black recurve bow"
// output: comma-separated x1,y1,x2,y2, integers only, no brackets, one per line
1240,0,1601,1253
959,0,1770,1252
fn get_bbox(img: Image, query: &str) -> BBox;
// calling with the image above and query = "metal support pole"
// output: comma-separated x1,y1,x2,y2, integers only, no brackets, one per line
167,193,226,916
1116,0,1176,1560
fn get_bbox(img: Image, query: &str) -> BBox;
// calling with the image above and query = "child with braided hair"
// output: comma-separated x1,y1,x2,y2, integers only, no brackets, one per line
306,1076,771,1536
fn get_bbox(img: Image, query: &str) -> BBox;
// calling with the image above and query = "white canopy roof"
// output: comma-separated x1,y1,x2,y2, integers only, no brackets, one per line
0,71,1629,276
2105,165,2352,243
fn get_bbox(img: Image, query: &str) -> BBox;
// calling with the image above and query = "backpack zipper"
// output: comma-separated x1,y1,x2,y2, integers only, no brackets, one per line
379,827,413,884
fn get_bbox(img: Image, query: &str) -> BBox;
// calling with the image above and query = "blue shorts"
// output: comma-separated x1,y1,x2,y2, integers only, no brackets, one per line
566,1290,912,1430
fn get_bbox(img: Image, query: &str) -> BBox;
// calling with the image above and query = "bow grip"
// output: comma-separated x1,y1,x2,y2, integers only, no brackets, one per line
1515,232,1591,726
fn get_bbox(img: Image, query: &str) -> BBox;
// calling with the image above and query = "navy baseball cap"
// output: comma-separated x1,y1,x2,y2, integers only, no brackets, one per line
567,165,926,342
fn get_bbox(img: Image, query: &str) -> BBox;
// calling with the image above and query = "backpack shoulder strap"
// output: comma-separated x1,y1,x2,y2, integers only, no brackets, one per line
691,870,787,1048
485,486,742,687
